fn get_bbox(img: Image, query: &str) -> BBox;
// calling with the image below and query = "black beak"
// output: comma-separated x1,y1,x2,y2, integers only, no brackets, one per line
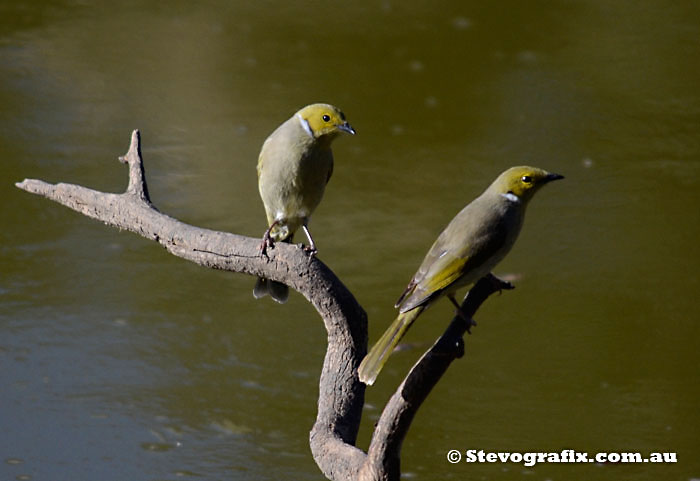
545,173,564,182
339,122,356,135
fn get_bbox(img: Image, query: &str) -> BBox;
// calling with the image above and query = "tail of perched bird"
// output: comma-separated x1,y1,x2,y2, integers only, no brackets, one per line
253,278,289,304
358,307,424,385
253,235,291,304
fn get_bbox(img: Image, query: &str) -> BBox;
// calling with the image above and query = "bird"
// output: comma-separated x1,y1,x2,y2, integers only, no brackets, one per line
358,166,564,385
253,103,355,303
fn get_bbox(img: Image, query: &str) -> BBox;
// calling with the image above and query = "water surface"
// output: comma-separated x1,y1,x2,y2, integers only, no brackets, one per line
1,1,699,480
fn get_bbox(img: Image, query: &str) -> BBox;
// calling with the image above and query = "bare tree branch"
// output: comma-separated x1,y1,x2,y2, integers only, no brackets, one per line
360,274,513,480
15,130,510,481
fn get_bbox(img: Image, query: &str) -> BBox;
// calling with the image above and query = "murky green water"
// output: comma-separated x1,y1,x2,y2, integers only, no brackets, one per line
2,1,699,480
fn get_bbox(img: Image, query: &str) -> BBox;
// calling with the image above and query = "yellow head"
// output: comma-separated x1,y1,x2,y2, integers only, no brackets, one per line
295,103,356,140
489,166,564,203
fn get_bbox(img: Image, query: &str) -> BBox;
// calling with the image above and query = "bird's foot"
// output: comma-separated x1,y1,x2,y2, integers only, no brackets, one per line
259,220,282,259
302,244,318,258
300,225,317,257
456,308,477,335
259,231,275,259
448,295,477,334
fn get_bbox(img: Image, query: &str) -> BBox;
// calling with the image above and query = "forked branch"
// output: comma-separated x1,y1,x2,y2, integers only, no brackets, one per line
15,130,509,481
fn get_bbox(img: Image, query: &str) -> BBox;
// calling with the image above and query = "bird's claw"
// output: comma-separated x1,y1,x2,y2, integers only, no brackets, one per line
302,244,318,257
259,220,282,260
447,295,476,333
454,307,476,334
259,232,275,259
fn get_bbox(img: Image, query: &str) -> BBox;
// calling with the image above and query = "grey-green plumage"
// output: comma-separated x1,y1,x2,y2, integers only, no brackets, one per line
254,103,355,303
358,166,563,385
394,190,523,313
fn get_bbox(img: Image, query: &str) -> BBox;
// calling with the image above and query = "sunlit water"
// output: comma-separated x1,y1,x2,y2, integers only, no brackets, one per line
2,1,699,480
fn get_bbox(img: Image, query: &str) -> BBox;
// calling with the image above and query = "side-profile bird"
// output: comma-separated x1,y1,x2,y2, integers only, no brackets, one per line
358,166,564,385
253,103,355,303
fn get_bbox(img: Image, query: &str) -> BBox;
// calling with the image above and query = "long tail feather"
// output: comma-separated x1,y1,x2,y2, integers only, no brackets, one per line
358,307,423,385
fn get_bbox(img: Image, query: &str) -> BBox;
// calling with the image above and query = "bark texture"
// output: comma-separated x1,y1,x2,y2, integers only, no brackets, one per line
16,130,510,481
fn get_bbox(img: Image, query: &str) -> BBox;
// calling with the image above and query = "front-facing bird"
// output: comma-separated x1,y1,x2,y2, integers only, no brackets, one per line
358,166,564,385
253,103,355,303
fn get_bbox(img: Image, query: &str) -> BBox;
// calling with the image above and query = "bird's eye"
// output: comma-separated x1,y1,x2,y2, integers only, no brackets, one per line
521,175,532,183
322,114,331,122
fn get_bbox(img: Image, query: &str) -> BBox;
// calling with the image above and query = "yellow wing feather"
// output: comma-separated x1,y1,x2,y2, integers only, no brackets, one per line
420,256,469,294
